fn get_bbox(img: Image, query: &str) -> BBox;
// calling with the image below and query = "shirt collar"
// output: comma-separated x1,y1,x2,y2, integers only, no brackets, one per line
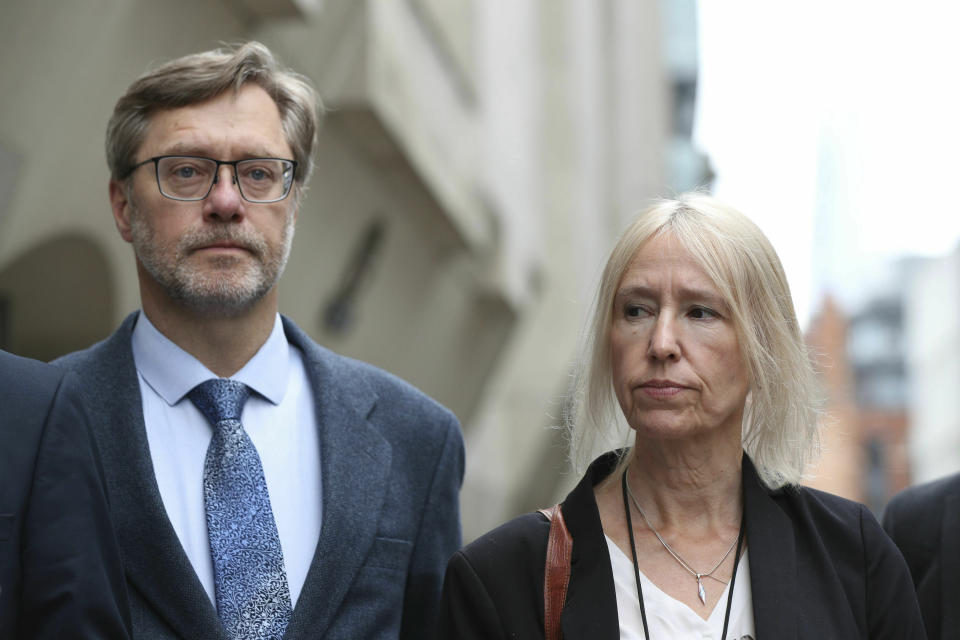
131,311,290,406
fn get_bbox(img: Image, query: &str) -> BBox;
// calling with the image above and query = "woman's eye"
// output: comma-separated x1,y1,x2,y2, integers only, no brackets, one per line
625,304,647,318
689,306,717,320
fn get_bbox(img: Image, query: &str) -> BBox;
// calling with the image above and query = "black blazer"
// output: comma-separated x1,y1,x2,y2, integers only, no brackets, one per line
0,351,130,639
883,472,960,640
440,452,926,639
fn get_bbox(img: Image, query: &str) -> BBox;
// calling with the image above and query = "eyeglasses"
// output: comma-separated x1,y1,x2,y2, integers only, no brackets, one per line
124,155,298,203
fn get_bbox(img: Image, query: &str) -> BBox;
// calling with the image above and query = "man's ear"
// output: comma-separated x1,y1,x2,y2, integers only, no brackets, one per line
109,180,134,243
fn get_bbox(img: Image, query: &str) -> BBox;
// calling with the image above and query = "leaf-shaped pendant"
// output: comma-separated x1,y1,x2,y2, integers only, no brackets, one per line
697,576,707,605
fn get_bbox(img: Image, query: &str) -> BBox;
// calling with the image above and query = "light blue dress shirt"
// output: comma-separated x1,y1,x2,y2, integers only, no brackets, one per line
131,312,322,607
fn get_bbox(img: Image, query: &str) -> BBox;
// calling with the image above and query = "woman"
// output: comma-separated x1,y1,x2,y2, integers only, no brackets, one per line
438,194,925,639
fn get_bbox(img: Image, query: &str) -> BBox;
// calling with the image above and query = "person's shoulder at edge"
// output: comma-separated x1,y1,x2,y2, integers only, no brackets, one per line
1,348,66,390
0,350,132,639
882,470,960,559
885,471,960,521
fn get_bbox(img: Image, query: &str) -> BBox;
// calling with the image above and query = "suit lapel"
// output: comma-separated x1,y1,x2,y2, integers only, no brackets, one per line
742,456,798,640
80,314,225,640
940,492,960,637
282,319,393,639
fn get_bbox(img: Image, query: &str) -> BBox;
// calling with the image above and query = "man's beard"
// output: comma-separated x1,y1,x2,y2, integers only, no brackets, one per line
129,205,295,317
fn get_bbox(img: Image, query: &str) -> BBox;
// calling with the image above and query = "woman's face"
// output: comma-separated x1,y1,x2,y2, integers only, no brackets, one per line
610,232,750,442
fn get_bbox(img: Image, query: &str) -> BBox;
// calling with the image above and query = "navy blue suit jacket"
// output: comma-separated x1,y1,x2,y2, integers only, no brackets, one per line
55,312,464,639
0,350,130,639
440,452,926,639
883,472,960,640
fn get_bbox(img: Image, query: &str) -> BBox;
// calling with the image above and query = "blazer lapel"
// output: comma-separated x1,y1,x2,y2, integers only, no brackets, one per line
282,319,393,639
560,453,621,640
553,453,800,638
940,493,960,637
742,456,798,640
81,314,225,640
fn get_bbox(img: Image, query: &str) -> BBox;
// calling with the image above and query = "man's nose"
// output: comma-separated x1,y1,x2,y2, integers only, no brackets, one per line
203,165,244,221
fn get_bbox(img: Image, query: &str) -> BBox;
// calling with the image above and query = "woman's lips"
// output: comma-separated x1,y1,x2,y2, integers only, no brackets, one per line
639,380,687,398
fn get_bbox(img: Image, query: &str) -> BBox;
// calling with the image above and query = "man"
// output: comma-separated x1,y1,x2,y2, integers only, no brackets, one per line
55,42,464,639
883,474,960,640
0,350,130,638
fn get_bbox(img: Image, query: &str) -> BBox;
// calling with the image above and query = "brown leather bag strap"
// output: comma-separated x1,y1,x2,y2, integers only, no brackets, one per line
538,504,573,640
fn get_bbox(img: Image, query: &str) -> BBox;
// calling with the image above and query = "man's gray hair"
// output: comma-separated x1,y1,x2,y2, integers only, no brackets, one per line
106,41,322,189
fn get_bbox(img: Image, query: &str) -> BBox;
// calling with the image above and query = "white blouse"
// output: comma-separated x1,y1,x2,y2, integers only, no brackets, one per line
604,535,756,640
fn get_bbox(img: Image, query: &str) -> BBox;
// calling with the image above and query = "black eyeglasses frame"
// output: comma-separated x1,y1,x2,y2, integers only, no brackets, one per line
122,155,299,204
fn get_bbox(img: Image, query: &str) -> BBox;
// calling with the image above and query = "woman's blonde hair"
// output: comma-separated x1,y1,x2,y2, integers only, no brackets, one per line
567,193,821,489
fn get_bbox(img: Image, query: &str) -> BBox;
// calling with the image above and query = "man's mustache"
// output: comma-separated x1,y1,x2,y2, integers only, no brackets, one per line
181,228,268,257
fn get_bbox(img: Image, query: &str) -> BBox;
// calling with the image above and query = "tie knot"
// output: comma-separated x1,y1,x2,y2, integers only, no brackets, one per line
188,379,251,426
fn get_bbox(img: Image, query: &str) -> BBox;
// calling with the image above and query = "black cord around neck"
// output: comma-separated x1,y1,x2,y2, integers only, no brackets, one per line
620,470,745,640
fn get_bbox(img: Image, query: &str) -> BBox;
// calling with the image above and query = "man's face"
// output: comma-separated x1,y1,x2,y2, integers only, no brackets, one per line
112,84,298,317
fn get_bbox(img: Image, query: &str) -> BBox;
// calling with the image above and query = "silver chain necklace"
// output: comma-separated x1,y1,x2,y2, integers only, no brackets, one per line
624,473,740,605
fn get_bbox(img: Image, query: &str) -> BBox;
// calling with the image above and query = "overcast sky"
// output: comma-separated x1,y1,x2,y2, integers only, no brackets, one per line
694,1,960,327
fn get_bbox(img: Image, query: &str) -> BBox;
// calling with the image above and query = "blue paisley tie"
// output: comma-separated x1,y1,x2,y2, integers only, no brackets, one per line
188,379,292,640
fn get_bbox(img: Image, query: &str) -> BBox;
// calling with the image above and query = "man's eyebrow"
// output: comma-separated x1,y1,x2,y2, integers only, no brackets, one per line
156,143,210,157
157,143,280,158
